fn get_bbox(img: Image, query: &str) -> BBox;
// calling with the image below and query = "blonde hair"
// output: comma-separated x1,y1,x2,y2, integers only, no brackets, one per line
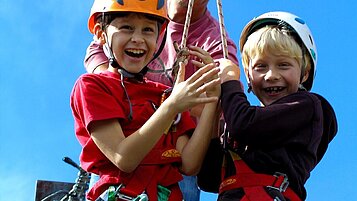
241,25,311,77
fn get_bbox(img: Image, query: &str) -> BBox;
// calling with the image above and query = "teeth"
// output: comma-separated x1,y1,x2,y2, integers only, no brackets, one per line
266,87,283,92
127,49,144,54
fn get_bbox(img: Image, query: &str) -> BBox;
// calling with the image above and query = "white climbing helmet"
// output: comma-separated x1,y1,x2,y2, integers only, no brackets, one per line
240,11,317,91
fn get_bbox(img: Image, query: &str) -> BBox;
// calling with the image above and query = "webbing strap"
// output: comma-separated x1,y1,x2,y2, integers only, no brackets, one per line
220,151,302,201
119,166,156,199
119,147,182,201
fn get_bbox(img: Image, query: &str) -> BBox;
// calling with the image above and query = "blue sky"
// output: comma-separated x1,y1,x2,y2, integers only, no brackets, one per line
0,1,356,200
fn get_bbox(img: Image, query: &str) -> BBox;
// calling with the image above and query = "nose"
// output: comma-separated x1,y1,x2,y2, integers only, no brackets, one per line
131,30,144,43
264,68,281,81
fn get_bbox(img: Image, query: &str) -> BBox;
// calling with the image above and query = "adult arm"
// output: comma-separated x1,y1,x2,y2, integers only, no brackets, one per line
83,40,108,73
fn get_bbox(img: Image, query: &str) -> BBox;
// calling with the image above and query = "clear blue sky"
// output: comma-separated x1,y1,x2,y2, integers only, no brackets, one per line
0,1,355,200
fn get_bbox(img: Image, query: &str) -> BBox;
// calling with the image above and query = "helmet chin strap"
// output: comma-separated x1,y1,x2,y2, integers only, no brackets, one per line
299,46,308,91
100,29,167,120
102,32,146,81
102,28,167,81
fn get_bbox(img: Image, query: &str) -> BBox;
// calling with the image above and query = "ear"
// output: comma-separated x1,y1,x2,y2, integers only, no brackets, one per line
244,67,251,82
301,69,310,83
93,23,106,44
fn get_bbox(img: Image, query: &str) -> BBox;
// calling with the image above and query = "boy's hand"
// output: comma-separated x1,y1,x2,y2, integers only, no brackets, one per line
189,45,214,66
168,59,220,113
189,46,220,99
217,58,241,83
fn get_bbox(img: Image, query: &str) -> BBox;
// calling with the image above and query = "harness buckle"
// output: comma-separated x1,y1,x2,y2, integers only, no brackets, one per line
114,184,134,201
114,184,148,201
267,172,289,193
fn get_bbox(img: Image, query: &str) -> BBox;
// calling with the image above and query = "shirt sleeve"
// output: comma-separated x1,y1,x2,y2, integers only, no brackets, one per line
221,80,320,147
71,74,126,129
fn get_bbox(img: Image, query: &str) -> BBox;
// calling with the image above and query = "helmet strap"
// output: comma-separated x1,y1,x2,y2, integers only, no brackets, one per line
102,32,146,81
298,84,307,91
247,83,252,93
299,46,307,87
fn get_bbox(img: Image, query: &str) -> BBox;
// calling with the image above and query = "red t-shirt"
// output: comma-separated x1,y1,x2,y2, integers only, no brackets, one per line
70,71,195,199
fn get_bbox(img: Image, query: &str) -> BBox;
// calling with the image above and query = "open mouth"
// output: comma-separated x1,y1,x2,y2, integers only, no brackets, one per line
125,49,145,58
264,86,285,94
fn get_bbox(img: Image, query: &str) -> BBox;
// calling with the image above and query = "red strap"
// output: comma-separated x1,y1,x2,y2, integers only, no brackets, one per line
167,184,183,201
119,166,156,198
220,151,302,201
219,173,283,192
244,187,273,201
118,147,182,201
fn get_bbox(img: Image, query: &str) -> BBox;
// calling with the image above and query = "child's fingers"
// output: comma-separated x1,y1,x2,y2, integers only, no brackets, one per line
174,59,187,85
217,58,240,82
189,45,214,65
186,63,216,84
192,94,219,105
191,60,205,69
188,64,219,90
196,77,221,95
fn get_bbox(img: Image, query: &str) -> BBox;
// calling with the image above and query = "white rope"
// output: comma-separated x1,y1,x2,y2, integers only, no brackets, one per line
216,0,228,59
180,0,195,48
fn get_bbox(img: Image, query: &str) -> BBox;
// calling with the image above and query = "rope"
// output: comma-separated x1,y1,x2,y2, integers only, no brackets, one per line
167,0,197,130
173,0,229,79
216,0,229,59
171,0,194,81
180,0,195,48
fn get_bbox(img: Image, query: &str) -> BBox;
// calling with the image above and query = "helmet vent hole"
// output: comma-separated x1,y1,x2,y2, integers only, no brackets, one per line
157,0,165,10
116,0,124,5
295,17,305,25
309,35,314,46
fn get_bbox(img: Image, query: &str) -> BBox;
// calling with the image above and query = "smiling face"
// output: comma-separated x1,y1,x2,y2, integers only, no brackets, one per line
242,25,309,106
248,53,302,105
104,13,159,73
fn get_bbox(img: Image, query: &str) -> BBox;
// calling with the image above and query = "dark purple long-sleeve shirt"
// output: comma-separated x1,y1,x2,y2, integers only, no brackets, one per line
197,80,337,200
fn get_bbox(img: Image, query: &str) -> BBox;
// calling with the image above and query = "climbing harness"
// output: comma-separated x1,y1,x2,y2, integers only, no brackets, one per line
219,151,301,201
94,146,183,201
220,124,301,201
97,185,148,201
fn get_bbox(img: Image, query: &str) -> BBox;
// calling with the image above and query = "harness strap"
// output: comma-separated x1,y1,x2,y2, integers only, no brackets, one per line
115,147,182,201
219,172,300,200
118,166,156,199
220,151,301,201
119,166,182,201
